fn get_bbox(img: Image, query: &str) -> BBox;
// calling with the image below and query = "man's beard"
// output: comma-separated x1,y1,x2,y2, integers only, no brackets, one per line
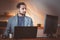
20,13,25,16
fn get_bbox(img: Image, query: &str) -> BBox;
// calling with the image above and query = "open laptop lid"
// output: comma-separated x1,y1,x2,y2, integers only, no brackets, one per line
14,26,37,38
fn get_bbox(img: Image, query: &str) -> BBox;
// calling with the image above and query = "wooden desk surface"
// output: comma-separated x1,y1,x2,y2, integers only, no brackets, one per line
0,38,60,40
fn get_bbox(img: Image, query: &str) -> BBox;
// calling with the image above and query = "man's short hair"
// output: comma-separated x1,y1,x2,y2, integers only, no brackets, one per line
17,2,26,8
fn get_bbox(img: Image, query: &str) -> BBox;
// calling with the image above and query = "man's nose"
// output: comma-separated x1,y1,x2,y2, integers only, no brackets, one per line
24,9,26,11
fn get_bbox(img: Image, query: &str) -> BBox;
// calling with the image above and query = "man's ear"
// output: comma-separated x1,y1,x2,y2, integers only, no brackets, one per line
18,9,20,13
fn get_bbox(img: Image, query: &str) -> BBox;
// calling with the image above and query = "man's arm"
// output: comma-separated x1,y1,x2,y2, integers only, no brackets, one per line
4,19,11,37
30,19,33,26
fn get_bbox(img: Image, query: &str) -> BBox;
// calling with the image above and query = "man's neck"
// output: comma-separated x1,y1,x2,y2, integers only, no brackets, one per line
18,13,25,17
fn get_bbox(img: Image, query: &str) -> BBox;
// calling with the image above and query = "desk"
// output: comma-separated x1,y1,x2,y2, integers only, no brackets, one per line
0,27,60,38
0,38,60,40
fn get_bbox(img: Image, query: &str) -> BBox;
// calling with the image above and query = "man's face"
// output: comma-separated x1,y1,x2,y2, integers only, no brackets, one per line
19,5,26,15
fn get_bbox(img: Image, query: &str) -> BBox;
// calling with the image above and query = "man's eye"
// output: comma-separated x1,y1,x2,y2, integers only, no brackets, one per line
22,8,26,10
22,8,24,10
25,8,26,9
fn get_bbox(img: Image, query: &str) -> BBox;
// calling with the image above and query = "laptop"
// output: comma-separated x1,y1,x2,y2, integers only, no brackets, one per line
14,26,37,38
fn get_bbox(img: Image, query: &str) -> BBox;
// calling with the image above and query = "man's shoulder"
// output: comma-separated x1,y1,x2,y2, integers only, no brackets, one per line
25,16,32,19
8,16,16,21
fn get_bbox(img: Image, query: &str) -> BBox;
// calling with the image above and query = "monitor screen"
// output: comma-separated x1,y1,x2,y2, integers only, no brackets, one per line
44,15,58,34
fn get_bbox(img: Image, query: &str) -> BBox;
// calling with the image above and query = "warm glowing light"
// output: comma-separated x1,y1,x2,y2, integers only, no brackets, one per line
25,2,45,27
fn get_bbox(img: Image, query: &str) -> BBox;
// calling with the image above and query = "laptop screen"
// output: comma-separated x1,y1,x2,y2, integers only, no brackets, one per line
14,26,37,38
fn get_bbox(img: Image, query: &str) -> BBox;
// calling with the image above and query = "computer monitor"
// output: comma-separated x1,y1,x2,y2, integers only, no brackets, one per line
44,15,58,34
14,26,37,38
